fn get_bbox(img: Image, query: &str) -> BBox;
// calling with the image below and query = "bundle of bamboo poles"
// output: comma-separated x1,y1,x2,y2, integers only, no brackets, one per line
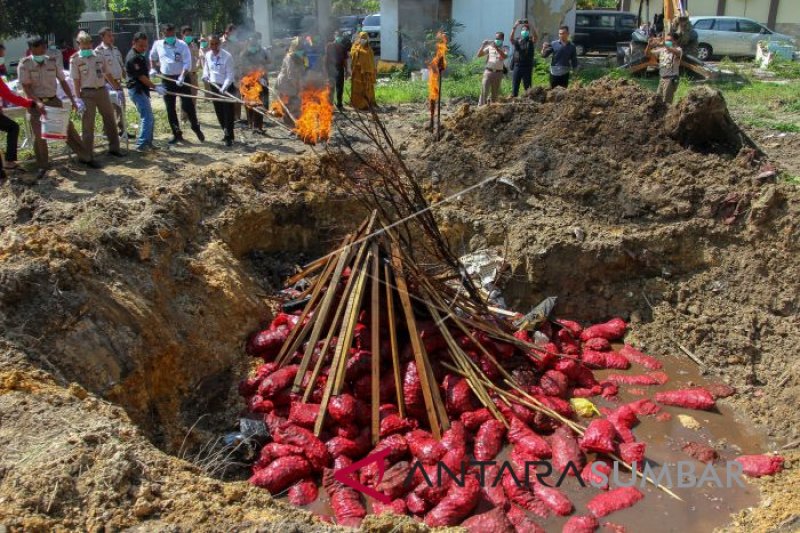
272,212,538,444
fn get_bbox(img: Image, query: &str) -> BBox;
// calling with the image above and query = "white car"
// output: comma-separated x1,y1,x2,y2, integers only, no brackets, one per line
690,16,796,60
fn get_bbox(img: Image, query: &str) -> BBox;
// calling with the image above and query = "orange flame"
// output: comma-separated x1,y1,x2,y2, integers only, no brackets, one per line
429,32,448,104
294,86,333,145
240,70,266,105
271,96,288,118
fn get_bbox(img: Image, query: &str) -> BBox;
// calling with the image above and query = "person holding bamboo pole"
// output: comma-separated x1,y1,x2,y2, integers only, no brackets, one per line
126,32,166,152
202,34,237,147
275,38,305,126
349,32,376,111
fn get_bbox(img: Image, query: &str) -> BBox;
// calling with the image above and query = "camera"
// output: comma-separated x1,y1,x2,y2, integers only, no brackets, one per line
518,19,529,25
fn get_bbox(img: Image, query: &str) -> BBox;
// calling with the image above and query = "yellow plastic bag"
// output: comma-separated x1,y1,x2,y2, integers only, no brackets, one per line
571,398,600,418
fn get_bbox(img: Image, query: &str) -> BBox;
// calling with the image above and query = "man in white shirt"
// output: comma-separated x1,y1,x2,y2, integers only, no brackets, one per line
149,23,204,144
477,32,508,106
95,27,127,136
202,34,236,147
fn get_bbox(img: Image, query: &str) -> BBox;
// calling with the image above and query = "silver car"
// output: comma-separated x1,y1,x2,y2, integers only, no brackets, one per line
690,16,796,60
362,13,381,52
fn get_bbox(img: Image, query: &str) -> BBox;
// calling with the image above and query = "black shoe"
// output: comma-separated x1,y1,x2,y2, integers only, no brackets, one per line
108,150,124,157
225,138,233,147
36,169,48,179
193,128,205,142
81,159,102,169
337,104,344,111
168,135,183,145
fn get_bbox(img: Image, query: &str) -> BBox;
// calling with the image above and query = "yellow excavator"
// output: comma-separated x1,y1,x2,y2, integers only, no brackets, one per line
622,0,717,79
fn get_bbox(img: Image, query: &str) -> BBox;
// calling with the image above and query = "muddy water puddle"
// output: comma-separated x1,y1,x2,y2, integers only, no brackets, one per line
292,354,770,532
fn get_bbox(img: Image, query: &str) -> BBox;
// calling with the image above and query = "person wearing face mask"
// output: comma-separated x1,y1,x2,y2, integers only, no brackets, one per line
646,31,683,105
349,31,376,111
71,31,123,162
198,37,211,91
275,38,305,126
18,36,93,178
150,23,204,144
325,32,349,111
202,34,237,146
239,33,270,132
126,32,165,152
0,44,7,78
509,20,538,97
95,27,127,138
477,32,508,105
180,25,201,124
221,24,244,122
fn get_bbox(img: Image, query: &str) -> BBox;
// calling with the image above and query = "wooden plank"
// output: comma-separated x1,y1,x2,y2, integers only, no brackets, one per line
289,241,355,390
315,252,372,435
384,263,406,417
301,224,376,401
292,214,377,392
370,244,381,445
274,247,343,367
391,243,443,439
333,254,371,393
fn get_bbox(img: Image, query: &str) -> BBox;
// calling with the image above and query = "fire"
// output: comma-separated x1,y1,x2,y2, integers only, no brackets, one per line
271,97,288,118
240,70,265,105
428,32,448,103
294,86,333,146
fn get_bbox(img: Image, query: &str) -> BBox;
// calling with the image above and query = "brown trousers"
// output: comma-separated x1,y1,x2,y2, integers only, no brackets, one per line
657,76,679,105
80,87,121,157
28,97,90,169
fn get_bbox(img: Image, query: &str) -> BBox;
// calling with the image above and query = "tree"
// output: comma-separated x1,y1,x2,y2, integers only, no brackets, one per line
331,0,379,16
0,0,85,42
577,0,618,8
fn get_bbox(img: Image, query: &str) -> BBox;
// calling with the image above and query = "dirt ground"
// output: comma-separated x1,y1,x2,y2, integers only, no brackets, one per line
0,81,798,531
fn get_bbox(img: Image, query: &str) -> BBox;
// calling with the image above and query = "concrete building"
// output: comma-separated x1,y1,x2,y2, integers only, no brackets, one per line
622,0,799,39
379,0,577,62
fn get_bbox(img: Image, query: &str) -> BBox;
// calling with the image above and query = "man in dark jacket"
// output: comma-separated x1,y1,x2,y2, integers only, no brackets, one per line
509,19,538,96
542,25,578,89
325,31,349,110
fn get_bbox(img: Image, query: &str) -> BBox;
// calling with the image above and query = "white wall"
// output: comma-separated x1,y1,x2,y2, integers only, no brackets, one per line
381,0,400,61
253,0,273,47
453,0,517,59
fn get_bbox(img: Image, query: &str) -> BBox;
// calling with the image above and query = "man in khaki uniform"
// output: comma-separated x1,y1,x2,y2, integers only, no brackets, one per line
18,36,94,178
646,31,683,105
95,27,126,136
70,31,123,161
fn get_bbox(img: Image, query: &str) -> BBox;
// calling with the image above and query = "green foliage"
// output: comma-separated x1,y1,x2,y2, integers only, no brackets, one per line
0,0,85,42
577,0,617,8
332,0,378,15
400,18,466,69
767,57,800,80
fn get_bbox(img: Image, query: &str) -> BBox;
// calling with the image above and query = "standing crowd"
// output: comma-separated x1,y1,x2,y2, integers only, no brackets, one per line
1,16,682,182
0,22,377,183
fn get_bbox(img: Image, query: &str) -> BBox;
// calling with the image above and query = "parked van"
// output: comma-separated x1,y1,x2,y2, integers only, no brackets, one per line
573,10,638,55
690,16,795,60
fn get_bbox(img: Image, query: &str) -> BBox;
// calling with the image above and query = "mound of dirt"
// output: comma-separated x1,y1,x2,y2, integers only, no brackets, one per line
408,78,799,447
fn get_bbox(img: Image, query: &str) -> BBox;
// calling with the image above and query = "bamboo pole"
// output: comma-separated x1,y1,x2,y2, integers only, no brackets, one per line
274,247,342,368
390,243,445,439
383,262,406,417
370,243,382,444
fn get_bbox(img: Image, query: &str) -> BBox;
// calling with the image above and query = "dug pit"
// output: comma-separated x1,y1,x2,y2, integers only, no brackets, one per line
0,79,796,531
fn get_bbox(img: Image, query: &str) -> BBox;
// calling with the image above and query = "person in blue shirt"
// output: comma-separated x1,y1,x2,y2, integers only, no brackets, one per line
541,25,578,89
149,23,205,144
